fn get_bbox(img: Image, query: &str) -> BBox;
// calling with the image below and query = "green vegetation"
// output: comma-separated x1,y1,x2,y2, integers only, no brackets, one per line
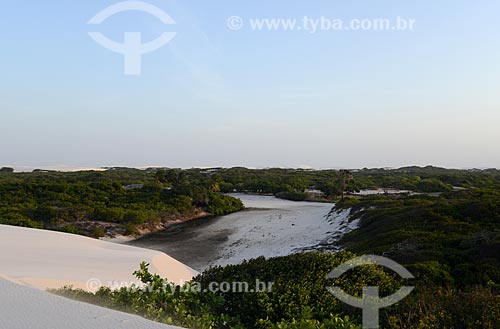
335,189,500,287
55,252,500,328
6,166,500,327
351,166,500,192
213,166,500,197
54,252,394,328
0,168,243,237
2,166,499,238
275,191,308,201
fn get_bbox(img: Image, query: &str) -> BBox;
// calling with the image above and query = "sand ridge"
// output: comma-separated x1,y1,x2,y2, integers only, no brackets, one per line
0,224,198,291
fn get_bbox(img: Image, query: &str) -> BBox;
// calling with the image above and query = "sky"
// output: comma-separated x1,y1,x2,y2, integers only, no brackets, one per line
1,0,499,170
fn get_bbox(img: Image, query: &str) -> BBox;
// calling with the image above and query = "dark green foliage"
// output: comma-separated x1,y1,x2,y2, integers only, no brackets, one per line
91,226,106,238
0,169,244,237
194,252,399,327
55,253,500,328
275,191,308,201
3,166,497,238
349,166,498,192
414,178,452,192
336,190,500,287
56,252,401,328
207,193,244,216
55,225,82,235
0,213,43,229
207,166,500,198
216,167,356,197
387,286,500,328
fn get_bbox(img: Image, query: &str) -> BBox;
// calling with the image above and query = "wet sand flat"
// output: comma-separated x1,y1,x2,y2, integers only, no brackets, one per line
128,194,340,271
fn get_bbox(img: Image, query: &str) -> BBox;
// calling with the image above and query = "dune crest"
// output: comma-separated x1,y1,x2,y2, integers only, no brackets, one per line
0,225,197,291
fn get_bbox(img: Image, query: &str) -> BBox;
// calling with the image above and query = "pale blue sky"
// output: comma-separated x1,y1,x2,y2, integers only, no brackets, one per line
1,1,499,169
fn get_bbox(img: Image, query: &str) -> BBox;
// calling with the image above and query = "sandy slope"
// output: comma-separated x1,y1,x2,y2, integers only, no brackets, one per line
0,225,198,291
0,278,181,329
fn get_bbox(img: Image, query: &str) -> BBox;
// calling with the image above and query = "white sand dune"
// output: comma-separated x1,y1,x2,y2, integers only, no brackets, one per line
0,225,198,291
0,278,182,329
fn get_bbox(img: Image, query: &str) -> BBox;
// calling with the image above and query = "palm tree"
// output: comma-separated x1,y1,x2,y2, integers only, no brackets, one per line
338,170,353,199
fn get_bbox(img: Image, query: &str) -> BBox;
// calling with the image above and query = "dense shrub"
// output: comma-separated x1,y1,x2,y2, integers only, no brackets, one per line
55,252,406,328
207,193,245,216
0,169,244,237
386,286,500,328
55,252,500,328
337,190,500,286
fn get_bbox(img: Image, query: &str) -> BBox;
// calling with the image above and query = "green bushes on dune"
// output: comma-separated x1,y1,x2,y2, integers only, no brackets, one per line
55,251,500,328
